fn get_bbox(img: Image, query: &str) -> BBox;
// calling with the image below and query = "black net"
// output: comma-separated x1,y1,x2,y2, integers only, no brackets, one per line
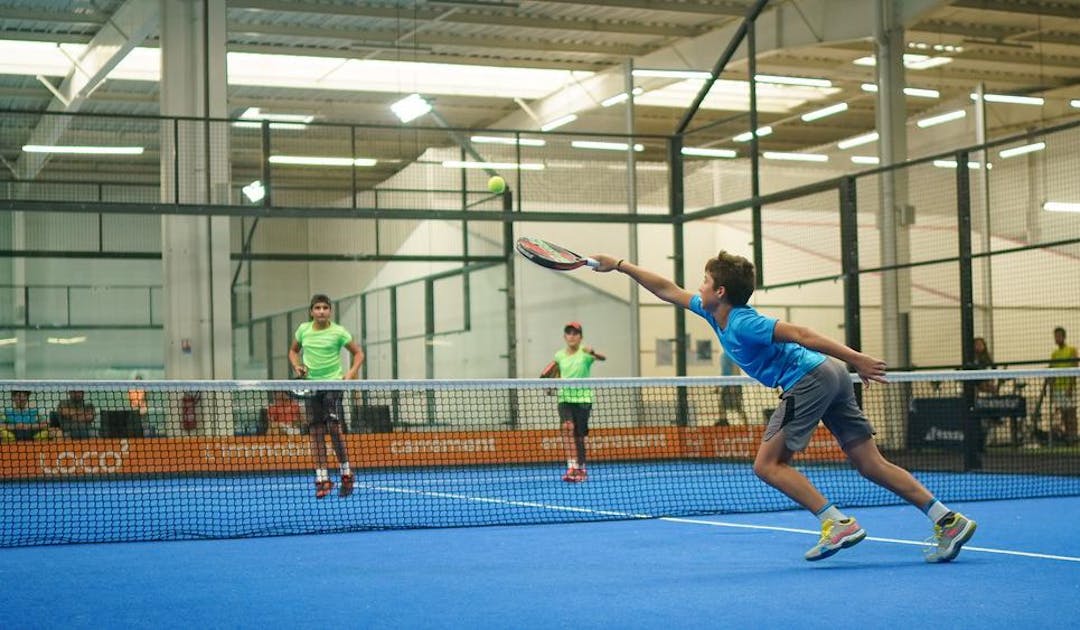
2,369,1078,547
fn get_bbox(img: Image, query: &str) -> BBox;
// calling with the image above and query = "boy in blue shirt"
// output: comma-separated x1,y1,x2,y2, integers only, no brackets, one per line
591,251,976,563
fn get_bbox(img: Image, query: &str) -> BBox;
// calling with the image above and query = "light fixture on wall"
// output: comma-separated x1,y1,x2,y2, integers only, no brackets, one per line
733,126,772,142
390,93,432,123
1043,201,1080,213
242,180,265,203
571,140,644,152
268,156,377,166
762,151,828,162
932,160,989,169
970,93,1044,106
232,107,313,130
682,147,737,158
47,336,87,345
860,84,939,98
998,142,1045,158
851,156,880,165
800,102,847,122
916,110,966,128
837,132,879,149
470,135,546,147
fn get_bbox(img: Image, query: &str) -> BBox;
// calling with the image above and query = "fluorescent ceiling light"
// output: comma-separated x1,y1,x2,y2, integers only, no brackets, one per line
632,69,712,80
242,180,265,203
540,114,577,131
23,144,144,155
571,140,644,152
600,87,645,107
682,147,737,158
837,132,879,149
1043,201,1080,213
269,156,377,167
859,84,940,98
470,135,546,147
47,336,87,345
390,93,432,123
998,142,1045,158
733,126,773,142
441,160,545,171
762,152,828,163
801,102,848,121
233,108,313,130
933,160,990,170
851,156,880,165
853,54,953,70
755,74,831,88
917,110,966,128
635,79,837,114
1070,99,1080,108
0,338,17,346
971,93,1044,106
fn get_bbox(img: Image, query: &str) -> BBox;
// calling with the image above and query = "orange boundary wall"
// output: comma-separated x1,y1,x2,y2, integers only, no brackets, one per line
0,426,844,479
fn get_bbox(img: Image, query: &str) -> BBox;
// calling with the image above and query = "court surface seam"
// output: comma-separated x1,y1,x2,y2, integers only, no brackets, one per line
359,482,1080,563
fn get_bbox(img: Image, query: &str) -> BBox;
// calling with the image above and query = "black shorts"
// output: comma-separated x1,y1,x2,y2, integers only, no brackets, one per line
558,402,592,437
305,390,344,428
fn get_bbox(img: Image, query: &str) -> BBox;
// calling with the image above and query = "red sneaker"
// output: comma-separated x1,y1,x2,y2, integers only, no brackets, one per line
562,468,577,482
575,468,587,482
315,480,333,499
339,473,355,497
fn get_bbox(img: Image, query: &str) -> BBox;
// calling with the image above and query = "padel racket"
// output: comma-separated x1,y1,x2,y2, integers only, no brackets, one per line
540,361,560,379
515,236,598,271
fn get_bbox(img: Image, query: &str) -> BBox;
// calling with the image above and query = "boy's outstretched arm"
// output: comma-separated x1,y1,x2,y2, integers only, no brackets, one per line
774,321,887,385
592,255,694,308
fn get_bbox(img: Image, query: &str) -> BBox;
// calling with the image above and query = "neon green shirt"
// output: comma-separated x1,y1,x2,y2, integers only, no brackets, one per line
1050,344,1078,391
555,348,596,403
294,321,352,380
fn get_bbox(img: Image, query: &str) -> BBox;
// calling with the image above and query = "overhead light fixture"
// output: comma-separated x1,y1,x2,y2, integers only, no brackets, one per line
859,84,940,98
242,180,265,203
600,87,645,108
441,160,545,170
853,54,953,70
917,110,966,128
0,338,17,346
932,160,989,170
540,114,577,131
23,144,144,155
1071,99,1080,108
571,140,644,152
233,107,313,130
1043,201,1080,213
754,74,831,88
390,93,432,123
733,126,773,142
682,147,737,158
800,102,848,122
851,156,880,165
269,156,377,167
970,93,1044,106
998,142,1045,158
762,151,828,162
632,69,711,80
837,132,879,150
47,336,87,345
470,135,546,147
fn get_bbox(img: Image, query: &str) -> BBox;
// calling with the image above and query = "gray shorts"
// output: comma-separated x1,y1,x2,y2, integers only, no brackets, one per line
765,359,875,452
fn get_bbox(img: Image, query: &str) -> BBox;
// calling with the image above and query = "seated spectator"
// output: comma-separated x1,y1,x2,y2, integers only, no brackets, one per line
973,337,998,395
266,390,302,436
51,390,97,439
2,390,50,442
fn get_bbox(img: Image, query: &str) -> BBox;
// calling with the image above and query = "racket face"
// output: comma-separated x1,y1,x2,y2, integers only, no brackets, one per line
515,237,586,270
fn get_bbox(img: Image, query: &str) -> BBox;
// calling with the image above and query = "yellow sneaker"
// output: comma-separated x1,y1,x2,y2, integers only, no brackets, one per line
805,518,866,561
924,512,977,563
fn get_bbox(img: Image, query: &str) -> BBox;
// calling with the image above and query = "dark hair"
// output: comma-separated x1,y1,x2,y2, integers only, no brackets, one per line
1054,326,1066,337
309,294,332,310
704,251,755,306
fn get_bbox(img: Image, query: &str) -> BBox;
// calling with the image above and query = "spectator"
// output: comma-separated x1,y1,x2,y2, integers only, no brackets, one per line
51,390,96,439
972,337,998,395
266,390,302,436
1049,327,1078,444
2,390,50,442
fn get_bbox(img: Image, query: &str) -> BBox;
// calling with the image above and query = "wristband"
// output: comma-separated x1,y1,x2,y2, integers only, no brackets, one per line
617,259,625,271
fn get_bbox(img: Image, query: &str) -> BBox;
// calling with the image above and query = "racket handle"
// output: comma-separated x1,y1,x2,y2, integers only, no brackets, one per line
585,258,600,268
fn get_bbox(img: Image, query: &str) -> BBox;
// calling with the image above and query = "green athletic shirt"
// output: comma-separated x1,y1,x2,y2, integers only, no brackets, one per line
294,321,352,380
1050,344,1079,391
554,348,596,403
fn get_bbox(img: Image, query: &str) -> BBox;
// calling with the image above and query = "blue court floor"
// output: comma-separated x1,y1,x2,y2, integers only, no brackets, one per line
2,495,1077,629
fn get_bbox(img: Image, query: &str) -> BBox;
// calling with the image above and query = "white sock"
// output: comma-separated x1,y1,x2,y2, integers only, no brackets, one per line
814,503,847,523
315,468,329,482
567,459,577,469
340,462,351,476
923,499,951,524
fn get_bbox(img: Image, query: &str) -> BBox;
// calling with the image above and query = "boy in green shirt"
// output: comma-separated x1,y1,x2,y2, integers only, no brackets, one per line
289,294,365,498
551,321,605,482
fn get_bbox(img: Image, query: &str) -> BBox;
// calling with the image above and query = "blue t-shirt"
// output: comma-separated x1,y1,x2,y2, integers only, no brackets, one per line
689,295,825,391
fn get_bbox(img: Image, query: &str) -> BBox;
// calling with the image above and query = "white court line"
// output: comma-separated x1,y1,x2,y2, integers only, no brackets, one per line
359,482,1080,563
